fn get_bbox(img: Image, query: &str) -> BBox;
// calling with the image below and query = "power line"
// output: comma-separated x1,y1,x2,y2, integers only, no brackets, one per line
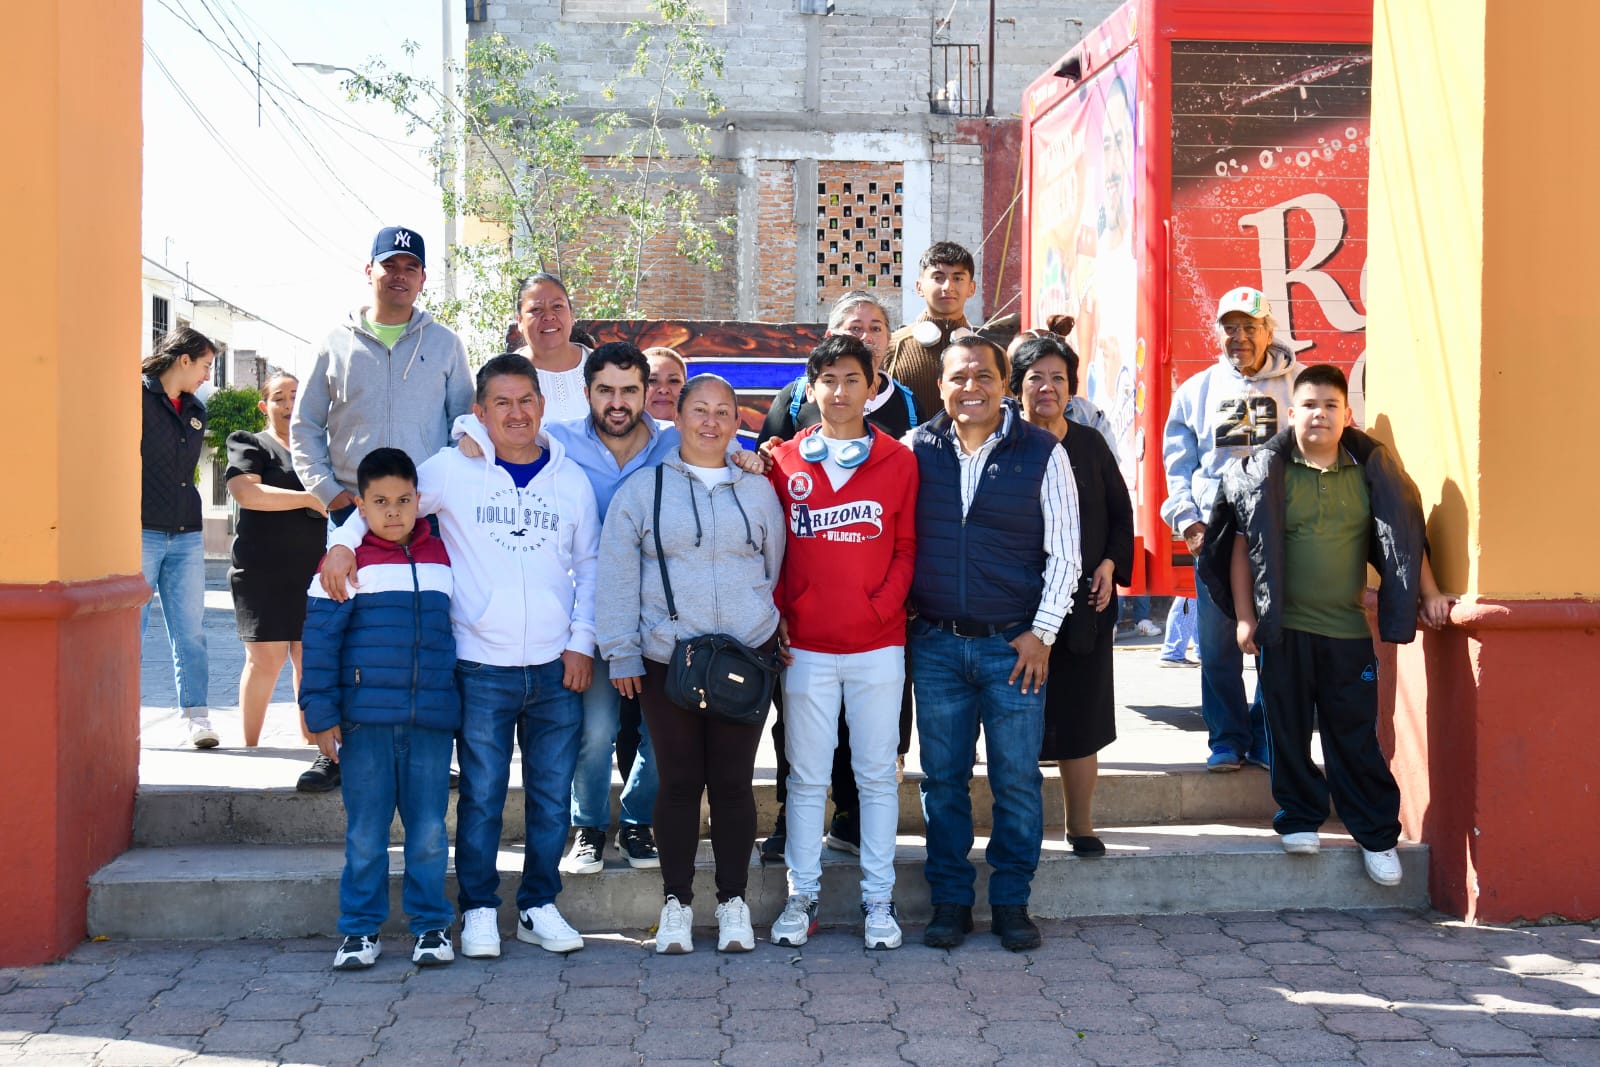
142,255,311,345
143,41,353,265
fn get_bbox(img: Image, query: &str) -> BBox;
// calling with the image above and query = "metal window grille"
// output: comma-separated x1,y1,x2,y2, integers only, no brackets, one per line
930,43,983,117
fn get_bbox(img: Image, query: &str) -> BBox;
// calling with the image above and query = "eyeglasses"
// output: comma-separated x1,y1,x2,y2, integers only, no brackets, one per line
1220,322,1265,337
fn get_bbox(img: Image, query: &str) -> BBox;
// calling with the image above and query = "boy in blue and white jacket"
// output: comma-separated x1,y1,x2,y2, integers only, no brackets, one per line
1160,287,1297,771
301,447,460,972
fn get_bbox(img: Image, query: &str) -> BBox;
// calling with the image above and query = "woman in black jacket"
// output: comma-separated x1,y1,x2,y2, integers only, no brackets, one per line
1011,334,1135,857
141,327,218,749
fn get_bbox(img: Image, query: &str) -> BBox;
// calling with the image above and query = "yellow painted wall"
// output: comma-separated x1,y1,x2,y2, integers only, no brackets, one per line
1477,1,1600,597
1365,0,1485,599
0,2,143,583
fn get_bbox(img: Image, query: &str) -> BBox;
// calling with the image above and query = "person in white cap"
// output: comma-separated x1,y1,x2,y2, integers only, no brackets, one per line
1159,286,1296,772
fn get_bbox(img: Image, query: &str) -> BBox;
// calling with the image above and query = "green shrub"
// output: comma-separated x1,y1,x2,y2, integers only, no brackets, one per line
204,387,265,452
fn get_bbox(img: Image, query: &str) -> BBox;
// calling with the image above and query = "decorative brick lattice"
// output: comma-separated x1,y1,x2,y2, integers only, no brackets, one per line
816,165,903,300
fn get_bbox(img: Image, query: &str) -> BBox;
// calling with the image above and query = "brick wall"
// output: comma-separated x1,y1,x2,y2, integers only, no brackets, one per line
753,160,797,321
556,155,739,320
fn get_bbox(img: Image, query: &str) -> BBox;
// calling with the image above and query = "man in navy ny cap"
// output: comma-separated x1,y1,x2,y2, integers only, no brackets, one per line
289,225,473,792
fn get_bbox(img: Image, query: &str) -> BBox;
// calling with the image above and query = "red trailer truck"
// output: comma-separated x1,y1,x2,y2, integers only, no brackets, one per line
1019,0,1373,596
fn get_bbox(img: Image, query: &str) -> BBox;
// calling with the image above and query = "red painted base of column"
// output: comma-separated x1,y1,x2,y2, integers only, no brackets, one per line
0,575,146,965
1382,599,1600,923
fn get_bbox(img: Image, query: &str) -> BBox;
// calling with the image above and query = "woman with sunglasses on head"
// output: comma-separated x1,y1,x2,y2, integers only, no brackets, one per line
1010,333,1134,858
760,291,924,444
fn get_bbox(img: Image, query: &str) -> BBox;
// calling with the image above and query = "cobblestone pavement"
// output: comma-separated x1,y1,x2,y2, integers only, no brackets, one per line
3,909,1597,1066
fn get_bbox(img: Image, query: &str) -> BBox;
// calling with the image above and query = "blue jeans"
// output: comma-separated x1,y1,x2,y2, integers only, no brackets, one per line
454,659,581,912
337,721,454,936
570,657,658,830
910,620,1045,908
1161,597,1197,661
139,529,209,715
1194,562,1267,759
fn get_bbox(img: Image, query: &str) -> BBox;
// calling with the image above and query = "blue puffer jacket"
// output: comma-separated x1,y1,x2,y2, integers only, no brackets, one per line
299,522,460,734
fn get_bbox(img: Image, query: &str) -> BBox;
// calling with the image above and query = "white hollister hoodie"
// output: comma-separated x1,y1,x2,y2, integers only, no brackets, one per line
331,414,600,667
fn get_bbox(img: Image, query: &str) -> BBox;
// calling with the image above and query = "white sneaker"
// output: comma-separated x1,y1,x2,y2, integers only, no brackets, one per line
333,934,380,970
459,907,501,958
655,896,694,955
1281,832,1321,855
1135,619,1162,637
1363,847,1403,886
715,896,755,953
770,894,818,947
518,904,584,953
188,717,220,749
862,899,902,950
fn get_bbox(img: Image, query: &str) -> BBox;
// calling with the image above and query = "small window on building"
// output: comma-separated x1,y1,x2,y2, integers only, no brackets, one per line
152,296,170,348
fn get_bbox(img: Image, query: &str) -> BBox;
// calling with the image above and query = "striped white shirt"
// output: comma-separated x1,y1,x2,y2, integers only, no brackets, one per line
953,409,1083,637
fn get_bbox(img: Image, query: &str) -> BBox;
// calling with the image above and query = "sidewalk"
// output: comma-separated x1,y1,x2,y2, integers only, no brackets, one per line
4,910,1597,1065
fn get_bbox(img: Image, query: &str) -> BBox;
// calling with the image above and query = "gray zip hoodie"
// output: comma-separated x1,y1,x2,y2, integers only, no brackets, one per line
596,449,786,680
291,307,474,507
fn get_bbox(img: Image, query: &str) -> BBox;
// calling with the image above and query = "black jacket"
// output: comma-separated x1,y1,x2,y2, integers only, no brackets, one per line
1197,426,1428,646
141,375,207,532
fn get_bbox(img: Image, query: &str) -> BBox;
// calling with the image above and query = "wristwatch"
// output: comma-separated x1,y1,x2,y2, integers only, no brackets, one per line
1031,626,1057,647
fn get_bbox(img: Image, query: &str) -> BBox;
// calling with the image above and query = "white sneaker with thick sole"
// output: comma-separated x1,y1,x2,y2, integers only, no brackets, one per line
188,717,220,749
770,894,818,947
862,899,902,950
715,896,755,953
333,934,380,970
518,904,584,953
459,907,501,958
1135,619,1162,636
412,929,454,966
1280,832,1321,855
655,896,694,954
1363,847,1403,886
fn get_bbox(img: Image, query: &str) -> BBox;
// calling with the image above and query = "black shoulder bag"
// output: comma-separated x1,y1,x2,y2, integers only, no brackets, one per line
652,465,781,725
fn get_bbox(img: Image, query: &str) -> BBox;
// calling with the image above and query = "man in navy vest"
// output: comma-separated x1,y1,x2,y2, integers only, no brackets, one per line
907,335,1082,951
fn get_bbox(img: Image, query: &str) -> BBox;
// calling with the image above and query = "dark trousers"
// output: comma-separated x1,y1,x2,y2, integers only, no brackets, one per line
616,695,643,783
1258,629,1401,852
771,649,913,814
639,657,767,906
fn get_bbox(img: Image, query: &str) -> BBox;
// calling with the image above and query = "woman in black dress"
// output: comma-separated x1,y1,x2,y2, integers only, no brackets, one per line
224,371,328,768
1010,335,1134,856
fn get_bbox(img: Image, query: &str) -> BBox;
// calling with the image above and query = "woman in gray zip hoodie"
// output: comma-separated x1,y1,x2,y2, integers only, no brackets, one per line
597,375,785,956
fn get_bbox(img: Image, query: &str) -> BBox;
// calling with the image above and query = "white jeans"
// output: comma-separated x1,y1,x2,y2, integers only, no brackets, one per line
782,645,905,901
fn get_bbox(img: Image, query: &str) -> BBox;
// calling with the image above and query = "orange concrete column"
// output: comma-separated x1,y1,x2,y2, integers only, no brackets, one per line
0,1,145,964
1368,0,1600,922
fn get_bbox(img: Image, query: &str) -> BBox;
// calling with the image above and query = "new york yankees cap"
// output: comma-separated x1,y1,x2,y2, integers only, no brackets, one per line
371,226,426,267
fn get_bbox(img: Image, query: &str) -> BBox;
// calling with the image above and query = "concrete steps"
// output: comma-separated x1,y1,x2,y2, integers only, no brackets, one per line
132,764,1279,846
95,765,1426,941
87,825,1426,941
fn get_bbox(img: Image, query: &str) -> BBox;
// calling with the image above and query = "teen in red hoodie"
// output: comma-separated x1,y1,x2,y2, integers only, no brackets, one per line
766,335,919,951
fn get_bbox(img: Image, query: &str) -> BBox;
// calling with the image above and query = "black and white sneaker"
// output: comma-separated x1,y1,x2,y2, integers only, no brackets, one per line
333,934,380,970
559,827,605,875
617,825,661,869
412,929,455,966
825,810,861,855
297,754,341,793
